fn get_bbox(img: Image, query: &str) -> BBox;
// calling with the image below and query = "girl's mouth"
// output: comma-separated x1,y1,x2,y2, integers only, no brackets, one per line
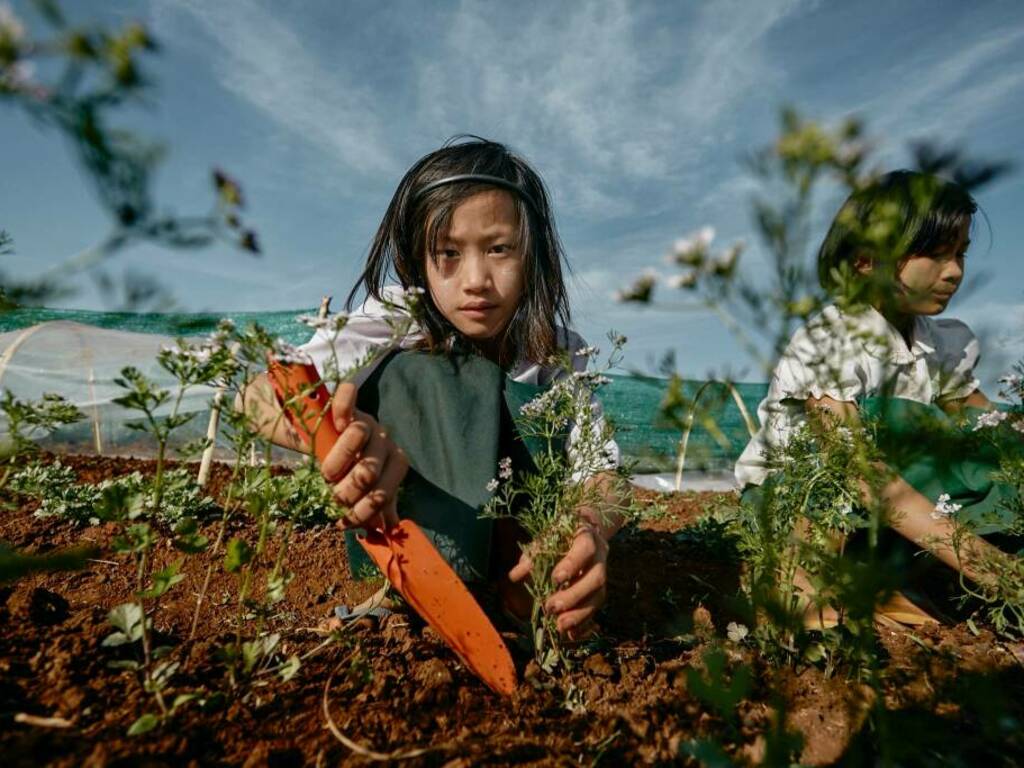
460,303,497,318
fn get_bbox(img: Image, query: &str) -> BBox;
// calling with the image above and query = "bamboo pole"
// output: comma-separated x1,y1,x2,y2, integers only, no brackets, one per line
197,387,225,488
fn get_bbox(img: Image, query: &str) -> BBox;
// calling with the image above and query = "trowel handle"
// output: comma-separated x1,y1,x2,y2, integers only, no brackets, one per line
266,358,340,462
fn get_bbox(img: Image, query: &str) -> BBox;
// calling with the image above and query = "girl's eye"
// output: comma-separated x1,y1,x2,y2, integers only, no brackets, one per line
436,249,459,260
490,244,513,255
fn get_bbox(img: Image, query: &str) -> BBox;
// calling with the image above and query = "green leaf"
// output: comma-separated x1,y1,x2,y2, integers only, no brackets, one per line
266,570,293,604
104,602,146,645
241,633,281,675
279,654,301,683
224,538,252,573
127,713,161,737
138,559,184,599
173,518,209,554
170,693,200,714
106,659,141,671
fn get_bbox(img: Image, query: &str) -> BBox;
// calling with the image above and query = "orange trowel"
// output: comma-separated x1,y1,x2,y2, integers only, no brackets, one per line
267,359,518,696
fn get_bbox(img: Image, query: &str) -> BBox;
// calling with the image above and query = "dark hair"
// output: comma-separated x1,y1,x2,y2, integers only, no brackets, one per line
347,136,570,368
817,170,976,296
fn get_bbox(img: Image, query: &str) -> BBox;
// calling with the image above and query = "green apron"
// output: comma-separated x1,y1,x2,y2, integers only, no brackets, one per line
742,397,1021,537
861,397,1021,535
346,350,554,582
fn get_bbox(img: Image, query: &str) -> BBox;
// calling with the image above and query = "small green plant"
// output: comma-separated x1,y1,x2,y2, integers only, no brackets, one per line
948,366,1024,636
11,462,216,525
730,418,896,672
0,391,82,483
484,332,653,674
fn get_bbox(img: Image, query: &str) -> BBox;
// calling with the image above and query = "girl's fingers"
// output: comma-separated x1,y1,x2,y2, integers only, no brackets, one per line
544,558,607,616
342,441,408,528
348,427,390,493
508,552,533,583
331,382,358,431
551,529,602,586
321,415,373,484
557,600,604,635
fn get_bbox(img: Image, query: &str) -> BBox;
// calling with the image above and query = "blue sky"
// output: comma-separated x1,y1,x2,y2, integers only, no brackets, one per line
2,0,1023,388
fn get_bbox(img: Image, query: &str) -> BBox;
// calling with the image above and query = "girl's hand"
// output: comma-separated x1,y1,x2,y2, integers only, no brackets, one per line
508,522,609,640
320,382,407,531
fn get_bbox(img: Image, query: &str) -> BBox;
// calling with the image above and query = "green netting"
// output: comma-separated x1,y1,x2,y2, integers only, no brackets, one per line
0,307,314,345
597,375,766,474
0,312,767,475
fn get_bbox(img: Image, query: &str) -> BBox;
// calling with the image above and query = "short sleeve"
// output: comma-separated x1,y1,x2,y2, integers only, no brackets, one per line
772,317,867,404
932,318,981,401
297,287,423,385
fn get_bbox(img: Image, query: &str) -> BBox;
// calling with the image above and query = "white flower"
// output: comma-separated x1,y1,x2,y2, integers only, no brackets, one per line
711,243,742,276
998,373,1023,400
0,4,25,43
932,493,963,520
272,340,313,366
575,345,599,358
485,478,499,493
998,373,1022,388
726,622,749,643
402,286,426,296
1014,419,1024,435
672,227,715,261
835,426,854,444
498,456,513,480
297,312,349,332
668,272,699,290
572,371,611,386
973,410,1009,431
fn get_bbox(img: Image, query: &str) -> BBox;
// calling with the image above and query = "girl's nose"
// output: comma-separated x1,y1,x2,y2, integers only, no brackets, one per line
463,253,491,290
944,258,964,283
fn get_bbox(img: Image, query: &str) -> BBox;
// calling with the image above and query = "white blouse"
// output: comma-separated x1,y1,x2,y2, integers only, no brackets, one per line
298,286,620,475
735,304,981,488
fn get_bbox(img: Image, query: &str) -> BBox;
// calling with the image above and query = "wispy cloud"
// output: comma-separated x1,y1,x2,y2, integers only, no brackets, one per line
413,0,817,218
154,0,400,183
845,24,1024,146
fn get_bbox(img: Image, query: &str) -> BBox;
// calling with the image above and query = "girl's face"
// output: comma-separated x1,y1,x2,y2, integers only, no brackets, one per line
892,218,970,316
424,189,525,352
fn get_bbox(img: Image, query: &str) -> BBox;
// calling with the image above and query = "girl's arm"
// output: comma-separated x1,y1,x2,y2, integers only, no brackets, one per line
808,395,1006,584
236,372,309,452
939,387,992,415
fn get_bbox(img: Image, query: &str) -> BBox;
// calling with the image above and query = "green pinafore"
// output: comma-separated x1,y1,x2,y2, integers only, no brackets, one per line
345,350,558,582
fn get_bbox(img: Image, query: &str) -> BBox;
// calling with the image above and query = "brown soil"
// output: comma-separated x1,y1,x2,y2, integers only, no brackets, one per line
2,455,1023,766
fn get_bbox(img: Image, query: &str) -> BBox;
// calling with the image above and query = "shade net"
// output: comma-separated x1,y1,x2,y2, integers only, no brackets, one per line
0,316,767,472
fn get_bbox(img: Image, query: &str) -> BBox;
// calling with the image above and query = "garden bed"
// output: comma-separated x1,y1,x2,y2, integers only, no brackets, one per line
2,454,1023,766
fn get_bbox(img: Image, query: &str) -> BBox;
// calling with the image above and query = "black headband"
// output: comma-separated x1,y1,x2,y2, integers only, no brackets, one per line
413,174,542,217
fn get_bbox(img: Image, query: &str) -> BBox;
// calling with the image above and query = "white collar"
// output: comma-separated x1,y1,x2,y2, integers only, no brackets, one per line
835,305,935,364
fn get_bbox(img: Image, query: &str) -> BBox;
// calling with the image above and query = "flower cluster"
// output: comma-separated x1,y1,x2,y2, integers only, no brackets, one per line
932,493,963,520
485,456,514,493
0,4,25,45
671,226,715,267
271,340,313,366
998,373,1023,400
974,410,1009,431
296,312,349,333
